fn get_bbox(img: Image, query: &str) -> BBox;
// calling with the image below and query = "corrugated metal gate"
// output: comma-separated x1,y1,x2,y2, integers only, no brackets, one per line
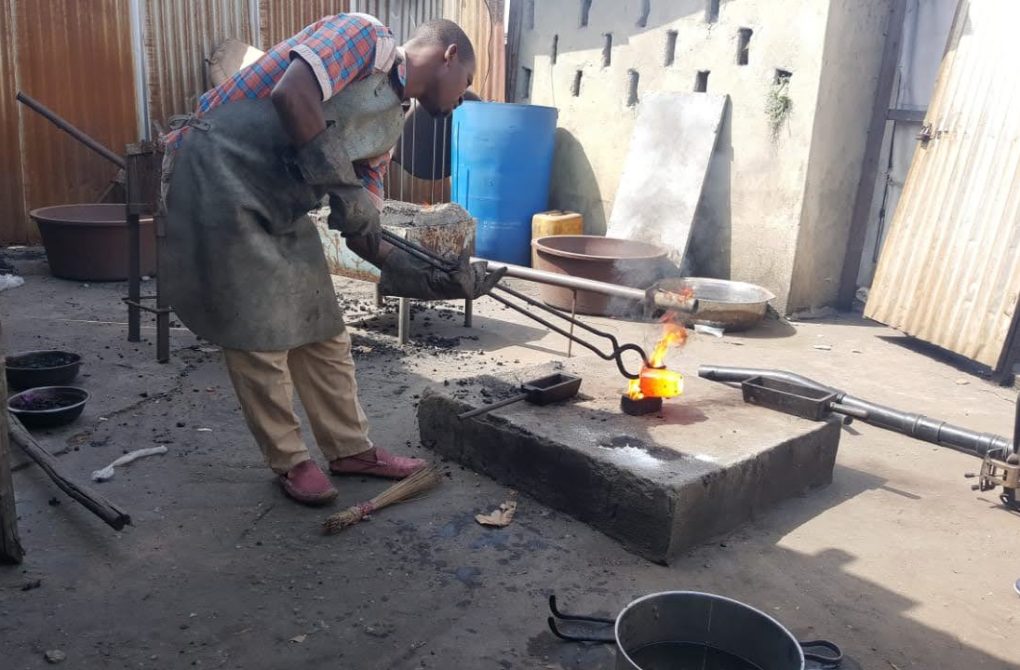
0,0,500,243
865,0,1020,373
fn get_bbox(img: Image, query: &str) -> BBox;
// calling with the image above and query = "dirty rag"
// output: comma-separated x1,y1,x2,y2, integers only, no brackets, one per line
0,274,24,292
91,446,168,482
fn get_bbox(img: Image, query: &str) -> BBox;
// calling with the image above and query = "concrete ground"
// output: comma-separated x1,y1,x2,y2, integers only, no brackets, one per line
1,263,1018,669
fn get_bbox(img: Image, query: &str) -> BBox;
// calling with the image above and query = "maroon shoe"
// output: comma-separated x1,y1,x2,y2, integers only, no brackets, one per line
279,460,338,506
329,448,426,480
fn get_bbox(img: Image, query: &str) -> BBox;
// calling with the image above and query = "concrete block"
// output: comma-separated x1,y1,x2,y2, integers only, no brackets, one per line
419,359,840,564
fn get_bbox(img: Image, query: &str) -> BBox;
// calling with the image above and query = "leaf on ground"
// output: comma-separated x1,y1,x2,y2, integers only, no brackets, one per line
476,496,518,528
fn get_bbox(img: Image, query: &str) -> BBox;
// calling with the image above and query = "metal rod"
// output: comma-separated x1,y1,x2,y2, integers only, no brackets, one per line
479,258,697,313
399,104,406,202
411,99,417,201
568,290,577,357
381,230,697,315
1014,392,1020,453
698,365,1015,457
16,92,126,169
441,107,448,202
398,297,411,344
458,393,527,420
829,402,869,420
127,212,141,343
430,116,437,203
154,209,169,363
487,289,645,379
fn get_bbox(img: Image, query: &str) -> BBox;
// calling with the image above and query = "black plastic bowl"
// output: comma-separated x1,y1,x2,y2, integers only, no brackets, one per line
8,386,89,428
5,350,82,389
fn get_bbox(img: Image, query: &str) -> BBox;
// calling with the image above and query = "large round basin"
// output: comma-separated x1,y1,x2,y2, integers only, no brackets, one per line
30,204,156,281
532,235,669,316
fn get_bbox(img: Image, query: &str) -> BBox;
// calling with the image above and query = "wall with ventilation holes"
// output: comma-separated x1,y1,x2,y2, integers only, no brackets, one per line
514,0,892,313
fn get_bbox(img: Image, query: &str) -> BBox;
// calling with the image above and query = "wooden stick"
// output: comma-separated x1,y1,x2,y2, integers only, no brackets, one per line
0,347,25,563
7,414,131,531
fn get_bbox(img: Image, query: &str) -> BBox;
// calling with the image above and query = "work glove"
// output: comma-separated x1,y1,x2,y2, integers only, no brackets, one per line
291,124,380,238
378,249,507,301
326,186,381,239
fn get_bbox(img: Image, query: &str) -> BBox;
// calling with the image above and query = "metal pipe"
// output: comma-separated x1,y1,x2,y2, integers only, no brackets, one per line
699,365,838,394
127,213,141,342
478,258,698,313
1014,391,1020,453
698,365,1015,458
16,92,127,169
380,232,698,315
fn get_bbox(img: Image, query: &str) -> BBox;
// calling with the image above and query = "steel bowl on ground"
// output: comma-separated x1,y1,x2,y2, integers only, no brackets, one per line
657,276,775,332
614,591,836,670
5,350,82,389
8,386,90,429
532,235,670,316
30,203,156,281
549,591,841,669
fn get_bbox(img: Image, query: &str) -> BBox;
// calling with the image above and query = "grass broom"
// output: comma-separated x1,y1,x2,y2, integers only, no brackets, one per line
322,465,442,535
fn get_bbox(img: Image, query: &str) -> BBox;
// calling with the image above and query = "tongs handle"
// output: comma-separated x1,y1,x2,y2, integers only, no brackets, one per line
547,595,616,644
457,392,527,420
378,230,650,379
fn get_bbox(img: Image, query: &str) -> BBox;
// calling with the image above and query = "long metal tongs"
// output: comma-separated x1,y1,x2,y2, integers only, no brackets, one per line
379,230,651,379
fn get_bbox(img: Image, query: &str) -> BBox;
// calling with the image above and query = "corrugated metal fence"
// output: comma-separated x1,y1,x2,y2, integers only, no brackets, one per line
145,0,256,129
0,0,500,244
865,0,1020,373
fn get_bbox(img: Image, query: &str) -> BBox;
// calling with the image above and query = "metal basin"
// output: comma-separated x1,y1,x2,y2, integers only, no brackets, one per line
532,235,669,316
615,592,811,670
30,204,156,281
659,277,775,332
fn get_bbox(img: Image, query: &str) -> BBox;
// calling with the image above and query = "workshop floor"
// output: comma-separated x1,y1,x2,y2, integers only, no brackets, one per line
1,268,1017,669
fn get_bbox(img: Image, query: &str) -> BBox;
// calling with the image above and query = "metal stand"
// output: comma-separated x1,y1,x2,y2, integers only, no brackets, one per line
398,297,411,345
567,290,577,357
123,142,171,363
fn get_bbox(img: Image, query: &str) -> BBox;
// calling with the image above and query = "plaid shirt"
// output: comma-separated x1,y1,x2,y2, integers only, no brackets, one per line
164,13,404,202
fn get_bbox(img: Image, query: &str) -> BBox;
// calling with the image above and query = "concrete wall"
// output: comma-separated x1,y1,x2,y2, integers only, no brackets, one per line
515,0,893,313
789,0,892,310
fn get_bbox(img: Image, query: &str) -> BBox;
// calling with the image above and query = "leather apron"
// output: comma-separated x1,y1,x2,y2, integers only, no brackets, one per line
161,72,403,351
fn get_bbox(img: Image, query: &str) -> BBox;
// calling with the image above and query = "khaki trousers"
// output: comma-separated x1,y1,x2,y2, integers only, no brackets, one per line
223,330,372,474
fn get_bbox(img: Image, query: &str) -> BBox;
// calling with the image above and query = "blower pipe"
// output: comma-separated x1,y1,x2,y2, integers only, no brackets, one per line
698,365,1016,458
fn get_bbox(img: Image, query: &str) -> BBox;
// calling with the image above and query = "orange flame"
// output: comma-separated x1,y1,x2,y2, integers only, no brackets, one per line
627,314,687,400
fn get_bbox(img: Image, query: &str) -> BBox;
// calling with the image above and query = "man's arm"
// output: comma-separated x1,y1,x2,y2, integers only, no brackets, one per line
273,56,387,260
270,59,327,147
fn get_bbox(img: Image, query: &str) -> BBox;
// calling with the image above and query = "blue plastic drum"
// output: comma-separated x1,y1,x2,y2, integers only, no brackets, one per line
451,101,558,266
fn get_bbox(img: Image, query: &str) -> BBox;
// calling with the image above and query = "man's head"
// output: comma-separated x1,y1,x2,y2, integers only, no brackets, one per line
404,19,475,117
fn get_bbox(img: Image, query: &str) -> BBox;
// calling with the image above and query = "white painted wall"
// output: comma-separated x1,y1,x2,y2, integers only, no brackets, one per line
516,0,894,312
789,0,892,310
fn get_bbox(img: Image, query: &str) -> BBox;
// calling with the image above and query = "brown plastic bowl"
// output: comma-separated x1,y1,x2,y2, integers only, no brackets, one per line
30,204,156,281
532,235,669,316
